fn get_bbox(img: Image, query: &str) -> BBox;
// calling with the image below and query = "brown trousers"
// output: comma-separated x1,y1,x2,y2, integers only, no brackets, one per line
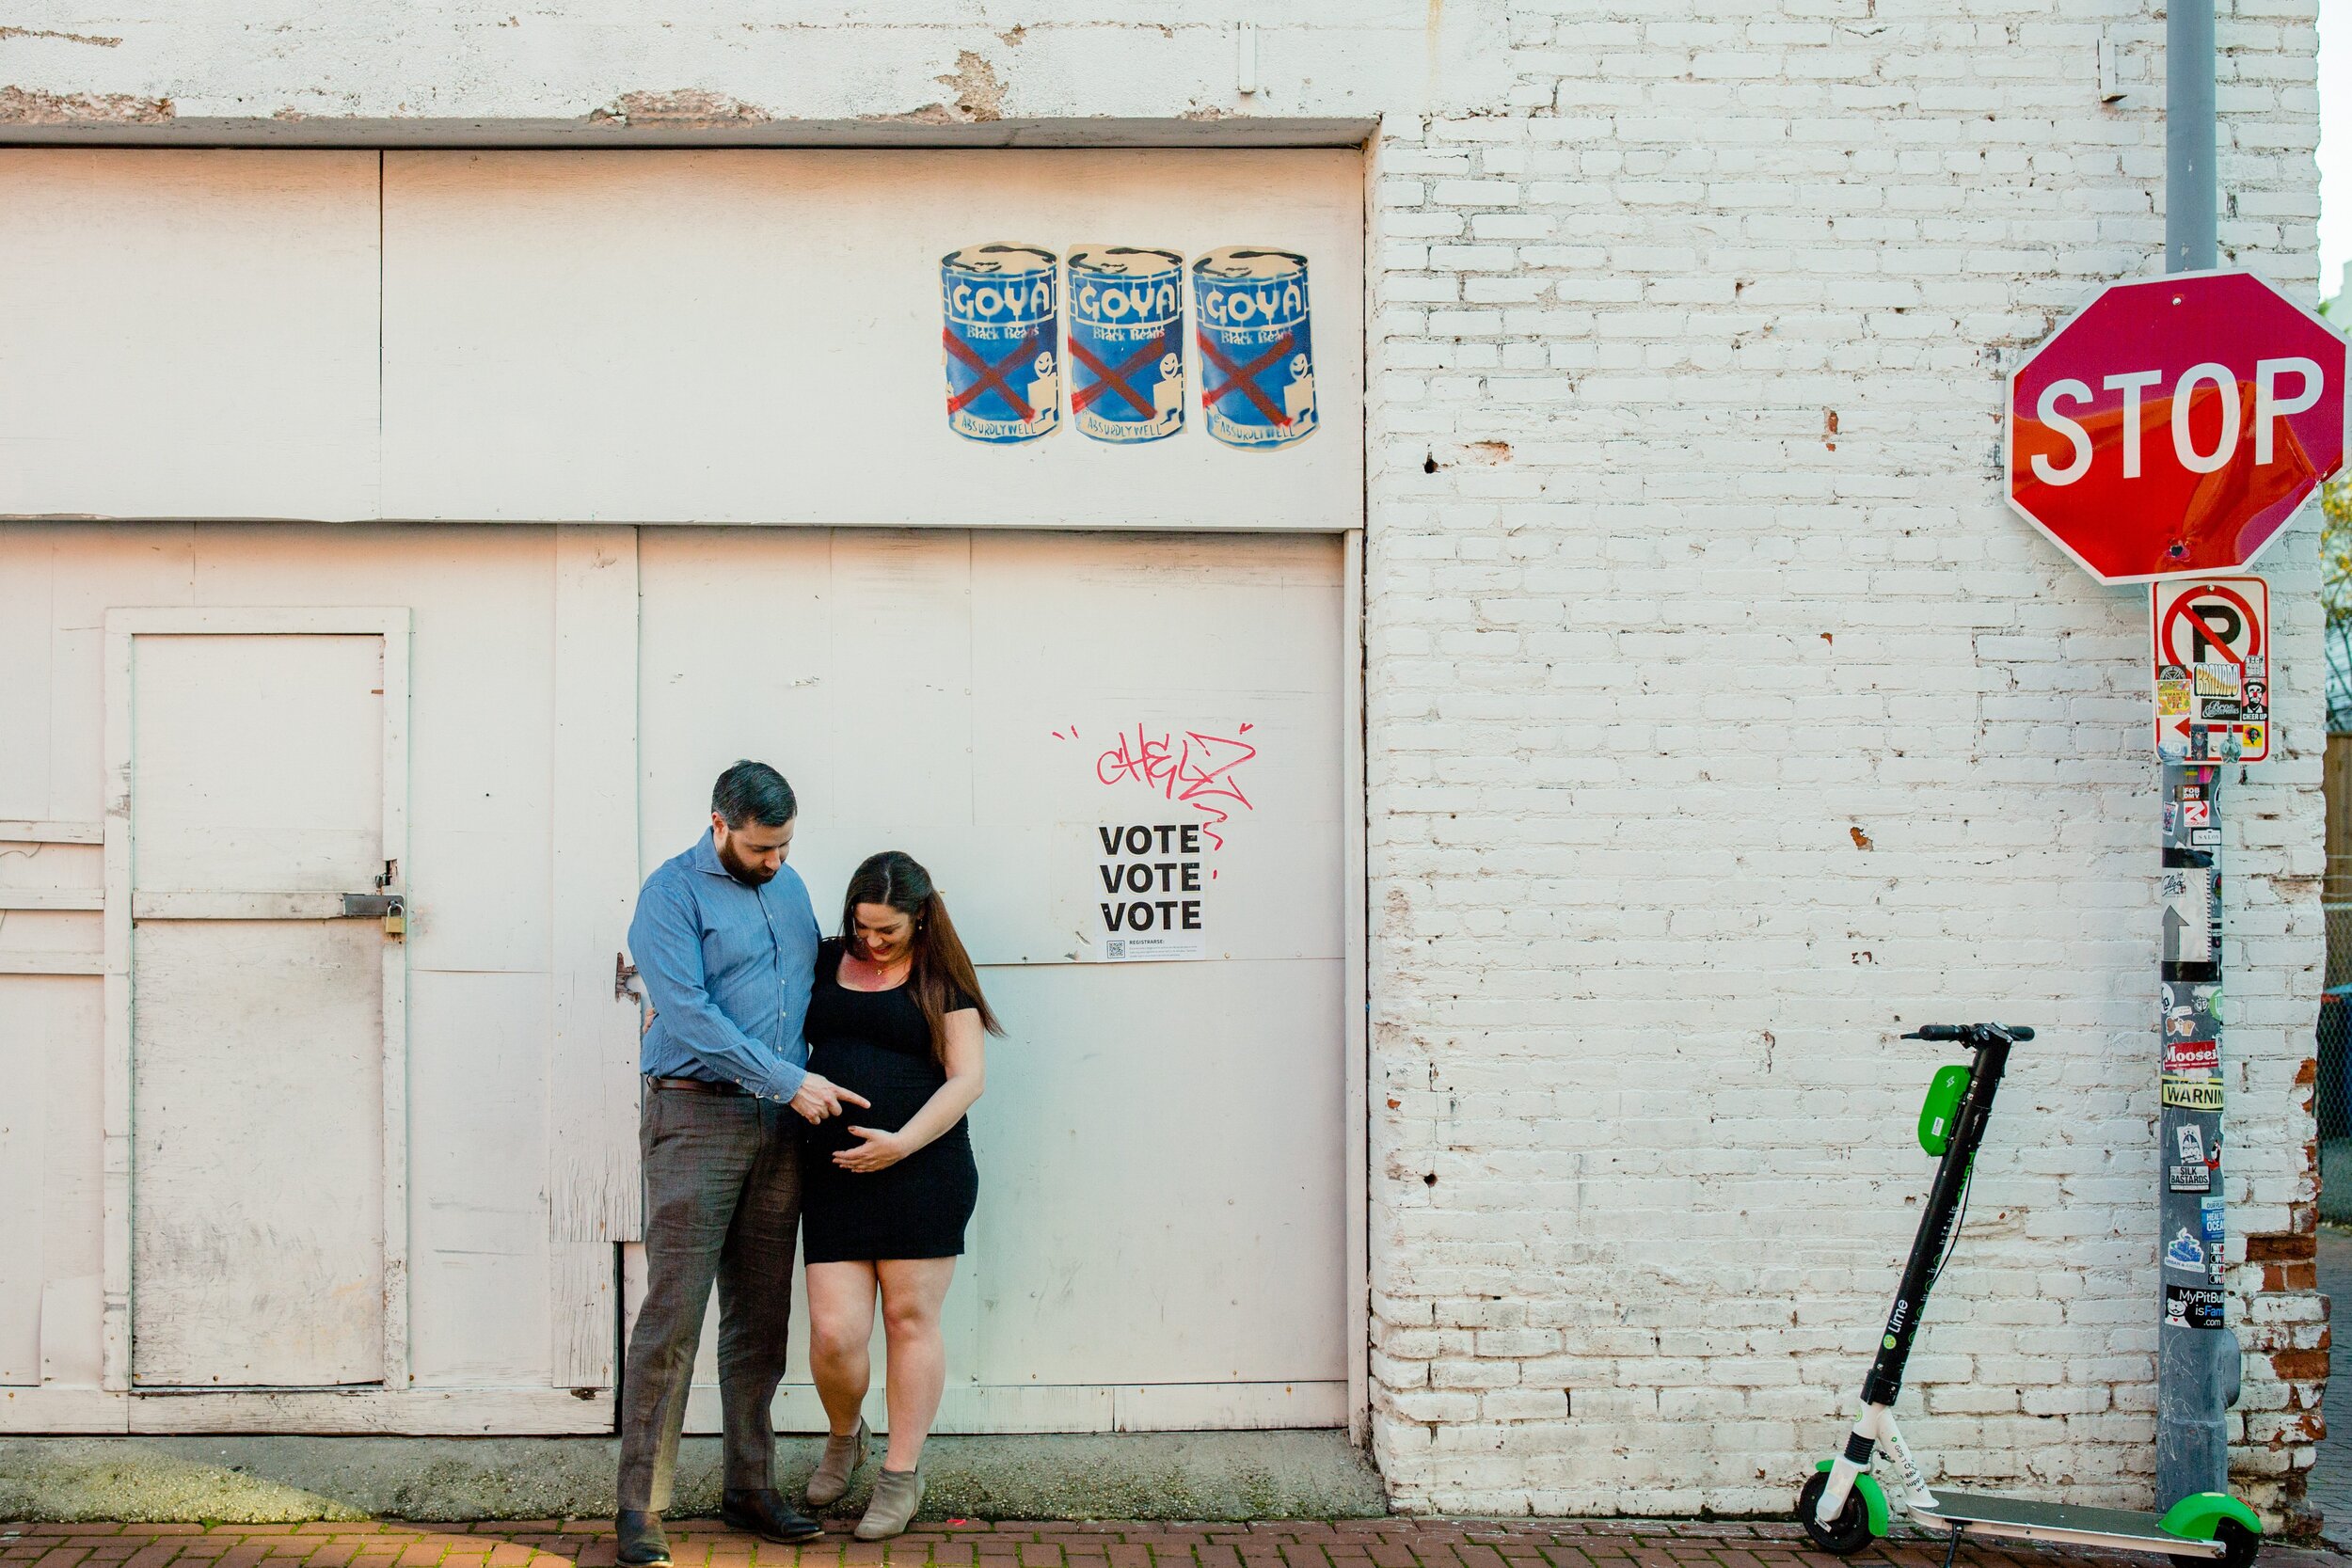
616,1085,803,1513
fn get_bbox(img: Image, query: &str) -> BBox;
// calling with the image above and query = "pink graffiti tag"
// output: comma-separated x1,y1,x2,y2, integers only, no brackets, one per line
1091,724,1259,848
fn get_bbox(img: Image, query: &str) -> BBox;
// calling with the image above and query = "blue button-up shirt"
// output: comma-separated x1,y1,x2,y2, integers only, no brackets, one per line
629,831,820,1102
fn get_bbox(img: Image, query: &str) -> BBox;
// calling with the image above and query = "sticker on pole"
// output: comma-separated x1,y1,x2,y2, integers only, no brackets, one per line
2162,1075,2225,1111
2151,577,2269,762
2160,869,2215,966
2164,1282,2226,1330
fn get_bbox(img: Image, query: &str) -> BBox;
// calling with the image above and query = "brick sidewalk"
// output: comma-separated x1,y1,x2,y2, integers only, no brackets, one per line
2,1521,2346,1568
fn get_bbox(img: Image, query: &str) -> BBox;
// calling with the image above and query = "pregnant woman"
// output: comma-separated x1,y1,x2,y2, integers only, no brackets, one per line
800,850,1001,1540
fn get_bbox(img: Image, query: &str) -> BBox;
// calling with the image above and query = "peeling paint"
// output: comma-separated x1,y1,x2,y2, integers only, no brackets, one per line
0,86,170,123
935,49,1005,122
0,25,123,47
858,102,961,126
588,87,771,128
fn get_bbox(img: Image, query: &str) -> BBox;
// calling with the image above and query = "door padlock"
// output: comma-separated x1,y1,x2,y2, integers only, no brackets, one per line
342,892,406,940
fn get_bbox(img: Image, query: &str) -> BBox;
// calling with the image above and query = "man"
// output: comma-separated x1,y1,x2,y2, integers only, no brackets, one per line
617,760,867,1565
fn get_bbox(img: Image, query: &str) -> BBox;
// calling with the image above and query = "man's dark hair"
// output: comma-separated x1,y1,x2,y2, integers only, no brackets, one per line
711,760,797,828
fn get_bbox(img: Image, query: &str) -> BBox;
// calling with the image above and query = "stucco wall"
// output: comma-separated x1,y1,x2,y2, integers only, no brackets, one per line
0,0,2331,1526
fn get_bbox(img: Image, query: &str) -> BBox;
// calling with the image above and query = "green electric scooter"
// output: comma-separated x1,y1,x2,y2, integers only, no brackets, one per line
1796,1022,2263,1568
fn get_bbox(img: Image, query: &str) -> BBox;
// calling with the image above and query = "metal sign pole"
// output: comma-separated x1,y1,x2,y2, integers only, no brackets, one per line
2156,757,2233,1503
2154,0,2228,1508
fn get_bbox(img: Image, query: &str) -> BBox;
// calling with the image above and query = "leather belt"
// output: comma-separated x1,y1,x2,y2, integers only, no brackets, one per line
648,1075,748,1096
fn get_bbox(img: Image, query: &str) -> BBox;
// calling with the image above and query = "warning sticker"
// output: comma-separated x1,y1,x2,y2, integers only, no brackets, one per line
2162,1075,2224,1111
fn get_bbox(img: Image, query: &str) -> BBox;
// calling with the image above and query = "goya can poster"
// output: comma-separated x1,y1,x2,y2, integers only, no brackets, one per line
1192,246,1315,451
1067,245,1185,444
942,243,1060,444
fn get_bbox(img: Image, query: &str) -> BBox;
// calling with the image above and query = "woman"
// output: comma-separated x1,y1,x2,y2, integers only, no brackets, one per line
799,850,1001,1539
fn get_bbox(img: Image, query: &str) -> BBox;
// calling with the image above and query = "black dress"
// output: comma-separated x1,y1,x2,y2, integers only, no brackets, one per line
800,938,980,1263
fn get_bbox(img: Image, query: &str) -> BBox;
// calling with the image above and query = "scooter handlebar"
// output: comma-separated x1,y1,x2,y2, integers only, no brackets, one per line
1901,1022,2035,1044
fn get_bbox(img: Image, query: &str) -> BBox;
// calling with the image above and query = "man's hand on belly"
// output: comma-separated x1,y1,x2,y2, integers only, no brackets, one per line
789,1071,870,1124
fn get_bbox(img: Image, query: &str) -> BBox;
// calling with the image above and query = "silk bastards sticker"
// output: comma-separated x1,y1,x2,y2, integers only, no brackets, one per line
2162,1075,2224,1111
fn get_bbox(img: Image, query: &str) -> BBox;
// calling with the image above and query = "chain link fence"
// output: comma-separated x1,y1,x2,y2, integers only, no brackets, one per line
2322,855,2352,1222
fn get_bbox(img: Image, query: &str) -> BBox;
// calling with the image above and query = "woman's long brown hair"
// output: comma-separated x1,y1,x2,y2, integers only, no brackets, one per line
840,850,1003,1064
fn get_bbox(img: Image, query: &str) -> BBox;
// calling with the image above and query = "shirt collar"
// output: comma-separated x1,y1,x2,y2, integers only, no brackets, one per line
691,829,729,879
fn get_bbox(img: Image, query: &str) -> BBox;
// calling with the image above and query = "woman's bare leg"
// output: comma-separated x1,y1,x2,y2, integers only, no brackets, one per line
804,1260,879,1437
874,1257,958,1470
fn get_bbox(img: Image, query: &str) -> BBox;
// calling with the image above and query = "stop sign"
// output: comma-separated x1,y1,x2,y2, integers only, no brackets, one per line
2007,271,2347,583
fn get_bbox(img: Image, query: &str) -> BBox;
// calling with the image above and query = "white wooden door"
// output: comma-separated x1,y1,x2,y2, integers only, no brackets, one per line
112,613,409,1389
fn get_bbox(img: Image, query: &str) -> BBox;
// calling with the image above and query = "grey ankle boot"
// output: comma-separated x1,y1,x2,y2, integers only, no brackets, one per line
853,1465,923,1541
805,1417,869,1508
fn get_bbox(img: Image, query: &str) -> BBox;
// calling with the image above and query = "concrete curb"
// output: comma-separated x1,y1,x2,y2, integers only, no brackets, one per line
0,1433,1389,1524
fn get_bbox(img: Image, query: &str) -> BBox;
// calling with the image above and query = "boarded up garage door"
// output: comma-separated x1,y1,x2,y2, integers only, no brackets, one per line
639,529,1349,1432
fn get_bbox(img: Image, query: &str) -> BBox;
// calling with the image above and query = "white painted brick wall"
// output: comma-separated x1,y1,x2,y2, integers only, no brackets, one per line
1365,0,2328,1527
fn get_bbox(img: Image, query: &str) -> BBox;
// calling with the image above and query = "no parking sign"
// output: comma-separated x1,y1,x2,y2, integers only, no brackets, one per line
2151,578,2268,762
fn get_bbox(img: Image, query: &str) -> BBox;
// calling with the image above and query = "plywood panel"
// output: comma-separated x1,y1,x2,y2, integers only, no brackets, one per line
0,524,199,826
383,150,1363,530
638,528,834,876
965,959,1347,1385
548,528,645,1262
405,969,550,1387
0,152,381,520
130,635,384,894
130,919,386,1386
0,977,51,1383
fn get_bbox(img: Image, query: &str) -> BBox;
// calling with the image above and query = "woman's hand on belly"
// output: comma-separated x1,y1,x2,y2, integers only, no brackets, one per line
833,1125,912,1173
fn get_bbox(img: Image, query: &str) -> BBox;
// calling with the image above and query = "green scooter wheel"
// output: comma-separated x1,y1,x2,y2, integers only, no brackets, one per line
1796,1471,1873,1556
2170,1518,2260,1568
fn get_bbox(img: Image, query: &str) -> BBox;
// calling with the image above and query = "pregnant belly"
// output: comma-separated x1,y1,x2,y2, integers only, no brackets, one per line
809,1039,944,1140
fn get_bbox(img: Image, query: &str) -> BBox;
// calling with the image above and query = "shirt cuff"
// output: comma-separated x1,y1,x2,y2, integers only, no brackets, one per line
761,1057,810,1102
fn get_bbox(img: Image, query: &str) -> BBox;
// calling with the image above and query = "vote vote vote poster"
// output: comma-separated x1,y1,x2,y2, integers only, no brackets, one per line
1049,717,1280,964
1093,820,1211,960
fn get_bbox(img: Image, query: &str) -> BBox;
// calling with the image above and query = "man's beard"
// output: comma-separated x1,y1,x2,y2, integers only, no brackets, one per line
716,836,778,886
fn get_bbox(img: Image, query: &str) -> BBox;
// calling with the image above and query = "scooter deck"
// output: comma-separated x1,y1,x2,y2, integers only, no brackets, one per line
1915,1492,2224,1558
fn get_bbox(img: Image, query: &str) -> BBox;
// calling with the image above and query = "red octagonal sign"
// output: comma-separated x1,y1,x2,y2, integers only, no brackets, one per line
2008,270,2348,583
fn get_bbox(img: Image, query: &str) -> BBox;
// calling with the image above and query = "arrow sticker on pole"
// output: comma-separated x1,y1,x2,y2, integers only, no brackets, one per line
2161,869,2215,964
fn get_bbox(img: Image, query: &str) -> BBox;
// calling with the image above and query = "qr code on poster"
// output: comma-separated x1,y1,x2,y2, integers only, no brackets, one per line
1104,939,1127,959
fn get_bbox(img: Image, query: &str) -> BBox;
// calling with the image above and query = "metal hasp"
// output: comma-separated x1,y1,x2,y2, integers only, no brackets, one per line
2156,0,2228,1507
342,891,408,939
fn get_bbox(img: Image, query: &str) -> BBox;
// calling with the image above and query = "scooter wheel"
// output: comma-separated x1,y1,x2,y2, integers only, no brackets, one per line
2172,1518,2260,1568
1796,1471,1874,1556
